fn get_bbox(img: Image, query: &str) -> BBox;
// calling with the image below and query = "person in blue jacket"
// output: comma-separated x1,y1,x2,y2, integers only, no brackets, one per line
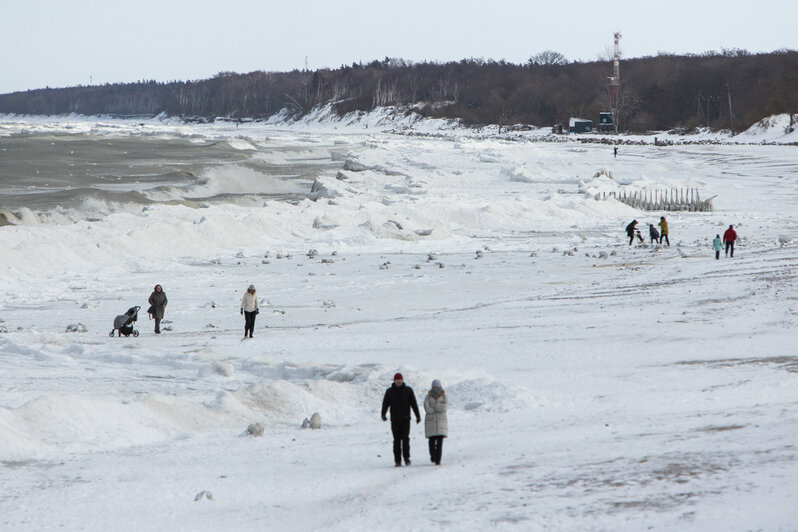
712,234,723,260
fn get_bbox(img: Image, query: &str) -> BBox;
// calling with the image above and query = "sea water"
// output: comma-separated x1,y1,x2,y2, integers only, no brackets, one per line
0,131,341,225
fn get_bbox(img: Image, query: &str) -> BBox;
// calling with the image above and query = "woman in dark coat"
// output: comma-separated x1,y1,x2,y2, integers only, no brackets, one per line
148,284,168,334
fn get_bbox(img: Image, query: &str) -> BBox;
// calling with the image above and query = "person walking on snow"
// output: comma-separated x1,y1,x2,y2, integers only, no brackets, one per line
424,379,448,466
382,373,421,467
148,284,167,334
723,224,738,257
658,216,670,246
713,234,723,260
649,224,660,244
626,220,639,246
240,284,259,338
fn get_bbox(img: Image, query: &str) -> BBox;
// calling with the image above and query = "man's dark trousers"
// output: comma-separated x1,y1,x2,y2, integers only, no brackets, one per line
391,418,410,464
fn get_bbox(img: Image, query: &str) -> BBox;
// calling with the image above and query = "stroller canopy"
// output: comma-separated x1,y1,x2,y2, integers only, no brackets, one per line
114,306,140,329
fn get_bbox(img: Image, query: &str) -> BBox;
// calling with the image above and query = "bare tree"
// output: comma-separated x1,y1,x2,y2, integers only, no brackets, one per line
596,46,614,62
527,51,567,66
606,79,640,132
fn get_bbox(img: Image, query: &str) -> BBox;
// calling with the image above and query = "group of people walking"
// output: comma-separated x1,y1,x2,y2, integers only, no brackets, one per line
625,219,739,259
139,284,262,337
138,221,742,474
626,216,670,246
382,373,448,467
136,290,454,468
713,225,738,259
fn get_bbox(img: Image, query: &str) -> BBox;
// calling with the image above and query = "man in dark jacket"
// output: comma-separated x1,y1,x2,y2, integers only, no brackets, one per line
382,373,421,467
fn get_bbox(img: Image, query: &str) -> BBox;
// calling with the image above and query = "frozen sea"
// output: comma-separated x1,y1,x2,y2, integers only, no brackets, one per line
1,113,798,531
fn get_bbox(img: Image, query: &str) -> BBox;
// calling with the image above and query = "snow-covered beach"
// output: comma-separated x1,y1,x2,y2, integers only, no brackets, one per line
1,113,798,530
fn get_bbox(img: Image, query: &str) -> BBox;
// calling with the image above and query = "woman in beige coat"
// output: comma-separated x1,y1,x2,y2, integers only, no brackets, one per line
424,379,448,465
240,284,259,338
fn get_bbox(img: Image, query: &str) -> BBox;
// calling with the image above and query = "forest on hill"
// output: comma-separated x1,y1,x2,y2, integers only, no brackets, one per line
1,50,797,133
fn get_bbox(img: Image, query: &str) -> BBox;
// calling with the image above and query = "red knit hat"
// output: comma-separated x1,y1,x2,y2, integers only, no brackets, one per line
393,373,403,380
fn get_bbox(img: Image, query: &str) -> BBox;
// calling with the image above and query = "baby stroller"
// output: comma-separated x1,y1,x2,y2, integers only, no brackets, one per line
110,306,140,337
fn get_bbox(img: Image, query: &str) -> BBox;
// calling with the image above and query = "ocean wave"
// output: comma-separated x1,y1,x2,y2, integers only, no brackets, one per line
0,165,314,225
141,165,309,202
0,190,153,225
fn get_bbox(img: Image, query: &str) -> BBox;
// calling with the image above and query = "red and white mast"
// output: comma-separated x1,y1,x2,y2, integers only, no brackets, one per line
609,32,622,133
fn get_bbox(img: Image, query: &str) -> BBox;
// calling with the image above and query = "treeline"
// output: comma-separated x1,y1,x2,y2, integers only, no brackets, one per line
1,50,797,132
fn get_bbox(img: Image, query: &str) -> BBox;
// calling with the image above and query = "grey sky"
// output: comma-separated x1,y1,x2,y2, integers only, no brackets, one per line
2,0,796,94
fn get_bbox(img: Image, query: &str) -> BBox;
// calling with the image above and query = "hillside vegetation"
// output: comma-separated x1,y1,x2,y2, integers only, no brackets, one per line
1,50,796,132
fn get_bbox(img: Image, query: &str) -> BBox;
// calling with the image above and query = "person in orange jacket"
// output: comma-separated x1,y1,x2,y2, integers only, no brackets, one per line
658,217,670,246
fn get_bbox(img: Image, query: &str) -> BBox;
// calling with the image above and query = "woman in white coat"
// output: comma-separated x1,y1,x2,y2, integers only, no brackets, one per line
424,379,448,465
240,284,259,338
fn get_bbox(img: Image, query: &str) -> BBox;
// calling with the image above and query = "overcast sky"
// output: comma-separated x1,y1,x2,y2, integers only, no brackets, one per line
2,0,796,94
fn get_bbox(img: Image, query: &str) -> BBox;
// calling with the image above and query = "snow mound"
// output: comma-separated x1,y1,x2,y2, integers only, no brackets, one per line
0,393,223,461
448,377,534,413
198,361,235,378
738,113,798,143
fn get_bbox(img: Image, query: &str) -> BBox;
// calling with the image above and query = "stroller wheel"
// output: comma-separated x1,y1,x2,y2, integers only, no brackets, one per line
109,330,116,337
132,330,139,337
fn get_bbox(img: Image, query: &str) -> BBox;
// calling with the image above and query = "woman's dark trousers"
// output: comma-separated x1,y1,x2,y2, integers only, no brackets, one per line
244,311,257,337
428,436,444,464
